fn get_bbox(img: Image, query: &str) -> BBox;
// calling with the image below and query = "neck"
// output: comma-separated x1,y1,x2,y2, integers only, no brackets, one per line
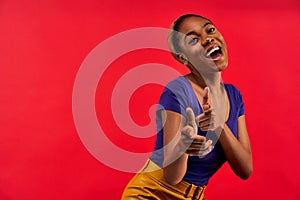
188,68,222,90
202,72,222,89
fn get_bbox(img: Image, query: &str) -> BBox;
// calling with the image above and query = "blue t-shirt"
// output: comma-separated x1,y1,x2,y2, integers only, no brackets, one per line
150,76,245,186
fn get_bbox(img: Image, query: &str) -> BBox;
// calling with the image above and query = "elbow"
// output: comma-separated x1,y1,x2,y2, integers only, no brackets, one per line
165,179,180,186
163,170,181,186
238,166,253,180
240,171,252,180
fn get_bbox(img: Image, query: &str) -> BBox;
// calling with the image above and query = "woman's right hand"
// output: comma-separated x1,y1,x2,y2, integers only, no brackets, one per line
181,107,213,156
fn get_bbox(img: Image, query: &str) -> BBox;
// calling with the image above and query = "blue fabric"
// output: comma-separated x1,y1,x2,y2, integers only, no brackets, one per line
150,76,245,186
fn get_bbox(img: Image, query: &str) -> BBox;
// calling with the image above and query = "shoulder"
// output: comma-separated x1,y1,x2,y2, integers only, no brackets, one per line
166,76,188,89
224,83,245,115
157,76,191,115
224,83,245,104
163,76,190,96
224,83,240,92
224,83,243,97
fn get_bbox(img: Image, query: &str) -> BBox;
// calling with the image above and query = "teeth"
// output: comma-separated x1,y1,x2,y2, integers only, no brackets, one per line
207,46,220,56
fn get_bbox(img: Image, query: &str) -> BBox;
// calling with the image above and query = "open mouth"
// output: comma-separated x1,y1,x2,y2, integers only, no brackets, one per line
205,45,223,61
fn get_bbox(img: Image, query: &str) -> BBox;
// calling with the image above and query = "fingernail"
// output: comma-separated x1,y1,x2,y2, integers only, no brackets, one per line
210,145,214,150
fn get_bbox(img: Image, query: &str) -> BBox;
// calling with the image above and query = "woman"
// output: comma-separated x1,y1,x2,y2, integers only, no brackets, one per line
122,14,252,200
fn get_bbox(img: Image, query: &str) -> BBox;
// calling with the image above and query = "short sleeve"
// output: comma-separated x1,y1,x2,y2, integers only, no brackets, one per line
156,78,190,117
224,84,245,118
237,88,245,117
157,87,186,116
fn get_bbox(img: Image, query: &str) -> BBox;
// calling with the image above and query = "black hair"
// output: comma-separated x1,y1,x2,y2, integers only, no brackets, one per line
168,14,211,54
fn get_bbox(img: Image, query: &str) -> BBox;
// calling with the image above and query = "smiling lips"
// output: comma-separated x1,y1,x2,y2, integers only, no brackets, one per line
205,44,223,61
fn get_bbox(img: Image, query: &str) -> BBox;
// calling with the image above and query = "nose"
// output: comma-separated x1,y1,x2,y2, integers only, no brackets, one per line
202,37,214,46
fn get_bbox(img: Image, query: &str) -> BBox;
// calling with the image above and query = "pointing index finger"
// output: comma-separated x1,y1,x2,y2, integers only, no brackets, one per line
186,107,196,126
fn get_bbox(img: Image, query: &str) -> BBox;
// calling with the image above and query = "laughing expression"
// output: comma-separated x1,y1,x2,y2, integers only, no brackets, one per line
177,16,228,73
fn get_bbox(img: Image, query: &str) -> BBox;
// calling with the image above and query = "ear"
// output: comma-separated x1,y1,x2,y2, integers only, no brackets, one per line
176,53,188,64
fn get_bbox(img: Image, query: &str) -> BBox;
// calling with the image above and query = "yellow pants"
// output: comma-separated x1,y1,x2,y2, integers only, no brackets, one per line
122,159,206,200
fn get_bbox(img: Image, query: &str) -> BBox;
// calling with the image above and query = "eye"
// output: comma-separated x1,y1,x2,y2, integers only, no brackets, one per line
207,27,215,33
188,37,199,45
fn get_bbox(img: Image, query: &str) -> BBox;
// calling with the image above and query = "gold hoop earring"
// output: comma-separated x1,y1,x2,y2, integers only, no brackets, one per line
183,59,188,65
179,54,188,65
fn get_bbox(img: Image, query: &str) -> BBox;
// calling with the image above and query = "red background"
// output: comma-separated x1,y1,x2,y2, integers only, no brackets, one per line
1,0,300,199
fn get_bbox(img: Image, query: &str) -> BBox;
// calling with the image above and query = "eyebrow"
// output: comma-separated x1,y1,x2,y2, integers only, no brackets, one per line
184,22,212,41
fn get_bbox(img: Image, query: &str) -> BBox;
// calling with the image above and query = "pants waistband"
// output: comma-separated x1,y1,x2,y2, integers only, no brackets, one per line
141,159,206,200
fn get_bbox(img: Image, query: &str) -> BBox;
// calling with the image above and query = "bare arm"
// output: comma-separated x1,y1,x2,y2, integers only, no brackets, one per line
196,87,253,180
162,110,188,185
219,115,253,180
162,107,213,186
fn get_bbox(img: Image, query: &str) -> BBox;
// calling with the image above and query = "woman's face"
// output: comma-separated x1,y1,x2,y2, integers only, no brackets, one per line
177,16,228,73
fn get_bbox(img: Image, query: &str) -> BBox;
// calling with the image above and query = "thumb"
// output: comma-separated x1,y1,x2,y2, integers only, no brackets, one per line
202,87,210,106
202,87,213,113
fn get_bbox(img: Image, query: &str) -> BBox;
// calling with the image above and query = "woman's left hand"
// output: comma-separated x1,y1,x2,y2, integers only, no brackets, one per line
195,87,219,132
